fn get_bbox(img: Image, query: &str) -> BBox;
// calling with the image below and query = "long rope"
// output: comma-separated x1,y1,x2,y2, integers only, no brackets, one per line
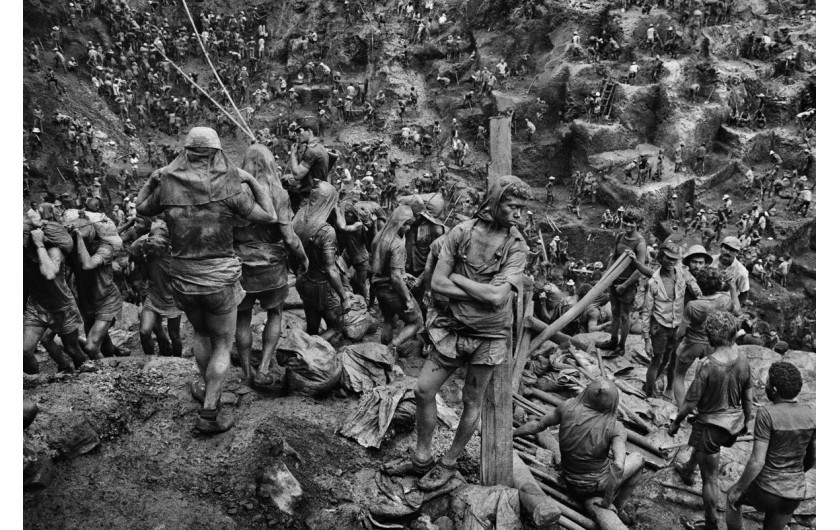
155,45,256,140
179,0,254,138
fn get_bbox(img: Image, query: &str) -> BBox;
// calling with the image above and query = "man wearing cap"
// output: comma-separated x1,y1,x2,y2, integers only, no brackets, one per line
672,266,740,407
712,236,750,305
596,208,654,357
666,194,679,223
135,127,277,434
639,241,702,398
287,118,329,212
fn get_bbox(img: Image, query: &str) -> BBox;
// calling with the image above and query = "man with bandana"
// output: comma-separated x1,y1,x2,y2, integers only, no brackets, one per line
382,175,530,491
135,127,277,434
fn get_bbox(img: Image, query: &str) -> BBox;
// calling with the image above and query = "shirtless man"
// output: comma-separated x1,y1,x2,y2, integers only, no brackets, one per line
382,175,530,490
596,209,654,357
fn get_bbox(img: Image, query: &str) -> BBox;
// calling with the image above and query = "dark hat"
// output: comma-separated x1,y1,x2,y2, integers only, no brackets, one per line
661,241,681,260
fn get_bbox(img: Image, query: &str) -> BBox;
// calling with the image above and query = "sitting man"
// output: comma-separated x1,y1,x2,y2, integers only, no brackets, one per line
382,175,530,490
514,377,644,518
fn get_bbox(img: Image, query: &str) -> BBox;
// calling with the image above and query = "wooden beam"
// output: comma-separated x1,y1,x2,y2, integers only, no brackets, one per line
511,283,535,393
480,355,514,487
489,115,512,187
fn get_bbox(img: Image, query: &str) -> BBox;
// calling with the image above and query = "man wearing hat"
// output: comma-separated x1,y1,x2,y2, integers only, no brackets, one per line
639,240,702,398
135,127,278,434
683,244,713,278
287,117,330,212
712,236,750,304
672,267,741,407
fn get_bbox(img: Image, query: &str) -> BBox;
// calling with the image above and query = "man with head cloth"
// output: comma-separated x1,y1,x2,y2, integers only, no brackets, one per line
370,205,423,353
135,127,277,434
514,377,645,513
382,175,530,490
233,144,308,388
292,180,350,342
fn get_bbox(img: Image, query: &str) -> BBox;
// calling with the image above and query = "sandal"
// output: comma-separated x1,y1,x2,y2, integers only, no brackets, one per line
194,408,235,435
252,372,276,389
417,459,457,491
595,338,618,350
381,453,435,477
189,380,206,404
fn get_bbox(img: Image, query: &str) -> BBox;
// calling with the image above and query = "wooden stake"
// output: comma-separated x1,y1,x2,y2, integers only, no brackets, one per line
488,115,512,187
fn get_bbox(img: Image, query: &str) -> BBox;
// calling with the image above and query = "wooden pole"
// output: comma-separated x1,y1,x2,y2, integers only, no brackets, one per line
511,453,575,529
488,115,512,187
537,228,549,262
525,316,590,351
511,283,535,392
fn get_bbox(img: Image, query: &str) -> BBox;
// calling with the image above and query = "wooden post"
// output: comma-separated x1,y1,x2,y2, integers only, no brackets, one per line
488,115,512,187
479,113,515,488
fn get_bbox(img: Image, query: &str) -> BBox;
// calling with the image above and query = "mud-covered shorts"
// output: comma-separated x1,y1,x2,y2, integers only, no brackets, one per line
143,296,183,320
676,340,713,365
430,331,510,368
80,290,123,323
373,284,422,324
296,276,343,326
23,298,83,336
689,421,737,455
238,284,289,312
173,282,246,316
731,482,802,516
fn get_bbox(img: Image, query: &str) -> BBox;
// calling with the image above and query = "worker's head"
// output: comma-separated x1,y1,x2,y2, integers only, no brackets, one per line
767,361,803,401
694,267,724,296
184,127,222,161
704,310,739,347
622,208,643,234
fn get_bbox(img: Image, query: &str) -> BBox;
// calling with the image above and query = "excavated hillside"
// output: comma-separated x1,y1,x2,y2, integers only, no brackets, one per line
23,0,816,528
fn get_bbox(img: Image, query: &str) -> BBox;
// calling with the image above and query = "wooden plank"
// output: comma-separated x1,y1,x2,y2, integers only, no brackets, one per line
488,115,512,186
480,358,513,487
511,283,535,393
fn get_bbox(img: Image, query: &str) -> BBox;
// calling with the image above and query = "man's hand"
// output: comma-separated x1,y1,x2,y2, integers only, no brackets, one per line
616,283,626,295
667,420,681,437
30,229,45,246
297,257,309,276
726,486,745,509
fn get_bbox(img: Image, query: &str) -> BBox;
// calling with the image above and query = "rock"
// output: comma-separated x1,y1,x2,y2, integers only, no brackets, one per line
220,392,240,406
24,398,39,429
432,516,454,530
23,442,53,489
259,462,303,515
410,514,439,530
49,419,100,459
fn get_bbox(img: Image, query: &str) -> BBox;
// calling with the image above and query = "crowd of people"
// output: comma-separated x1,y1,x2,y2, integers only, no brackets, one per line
23,0,816,527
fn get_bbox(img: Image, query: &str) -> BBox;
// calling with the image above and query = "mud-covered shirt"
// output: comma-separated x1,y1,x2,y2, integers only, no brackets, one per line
686,353,752,435
753,401,816,500
371,235,407,288
435,219,526,338
684,293,734,345
74,242,122,314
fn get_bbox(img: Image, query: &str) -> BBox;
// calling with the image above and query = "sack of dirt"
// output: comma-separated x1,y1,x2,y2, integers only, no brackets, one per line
23,216,74,254
279,328,342,396
450,485,522,530
343,293,375,341
339,343,395,394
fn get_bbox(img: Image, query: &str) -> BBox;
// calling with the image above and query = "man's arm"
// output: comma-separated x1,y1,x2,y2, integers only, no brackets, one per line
512,406,562,437
135,172,163,217
288,145,312,180
242,172,276,223
74,232,106,270
390,266,414,310
334,204,363,232
279,224,308,274
639,281,654,350
320,229,349,313
31,230,60,280
742,387,754,428
728,280,742,316
686,271,702,298
804,433,816,472
430,258,473,301
598,430,629,508
450,273,512,306
727,439,768,501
